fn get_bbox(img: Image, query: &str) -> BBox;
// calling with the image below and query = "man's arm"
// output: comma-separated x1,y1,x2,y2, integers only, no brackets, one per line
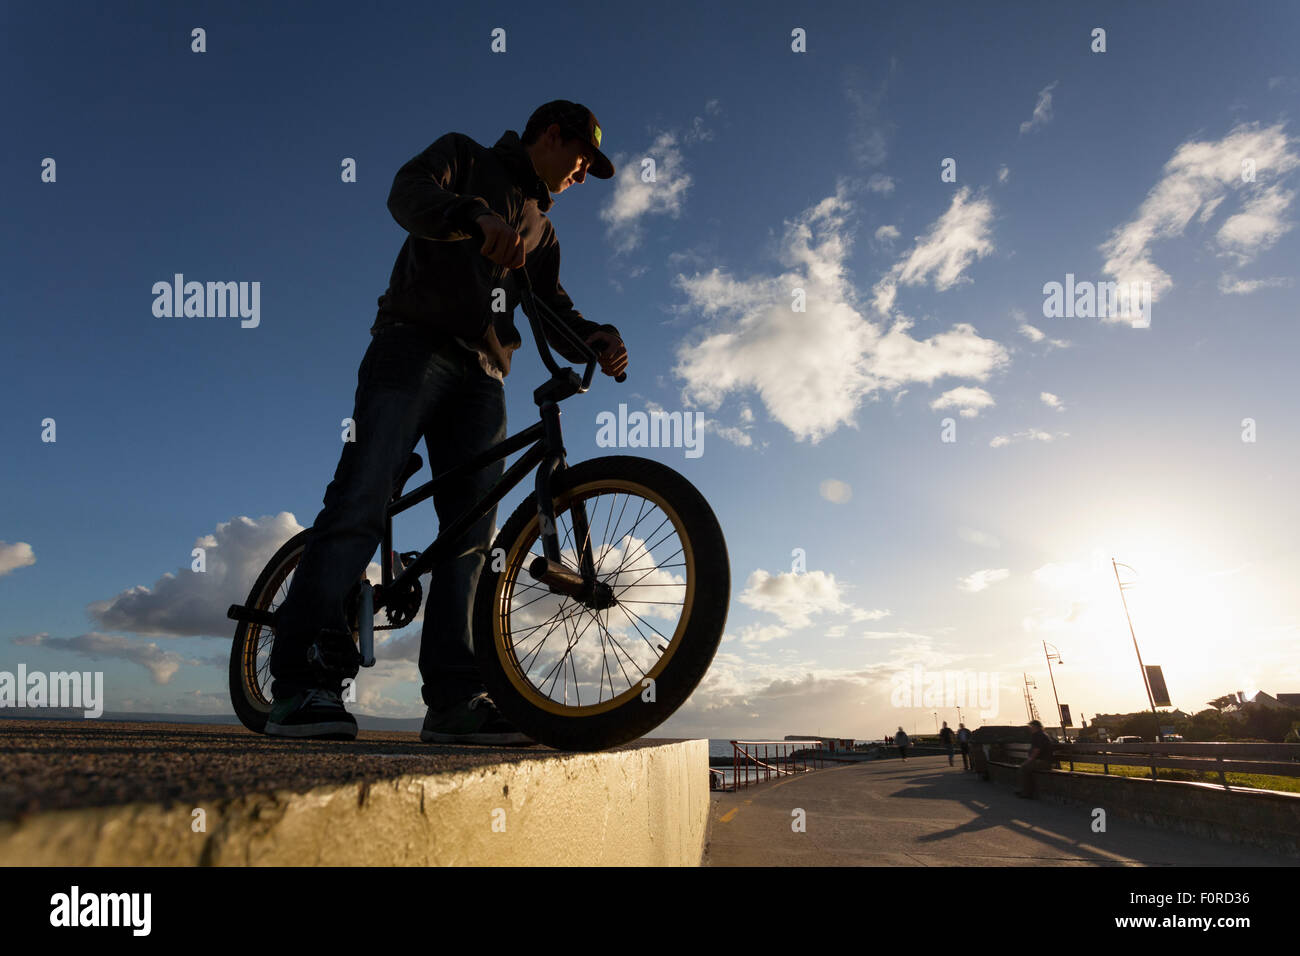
525,223,622,365
386,133,494,241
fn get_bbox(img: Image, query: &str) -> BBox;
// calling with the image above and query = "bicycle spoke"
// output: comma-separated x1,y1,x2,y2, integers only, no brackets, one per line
608,513,673,579
611,544,685,596
493,476,706,713
574,601,638,700
615,599,678,655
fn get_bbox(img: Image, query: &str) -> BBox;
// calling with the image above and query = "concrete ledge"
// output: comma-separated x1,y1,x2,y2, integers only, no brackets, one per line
0,739,709,866
986,761,1300,857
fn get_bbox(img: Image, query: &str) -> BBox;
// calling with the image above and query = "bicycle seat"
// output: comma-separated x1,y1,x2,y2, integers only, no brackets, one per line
392,453,423,500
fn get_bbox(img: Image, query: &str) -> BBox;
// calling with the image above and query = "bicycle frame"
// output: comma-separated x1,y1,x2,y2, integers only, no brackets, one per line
374,266,605,620
227,265,612,640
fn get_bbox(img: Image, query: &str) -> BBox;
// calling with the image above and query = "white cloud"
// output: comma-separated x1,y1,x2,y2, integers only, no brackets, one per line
850,607,892,622
869,319,1009,389
844,64,893,168
1099,122,1300,305
958,528,1000,549
671,184,1008,442
706,419,754,447
867,173,895,195
1040,391,1065,410
874,224,900,243
872,186,996,313
15,631,199,684
601,105,716,254
1015,311,1071,349
1217,274,1294,295
819,479,853,504
930,386,995,418
1018,321,1045,342
1216,183,1296,259
86,513,307,638
738,570,854,629
738,569,886,630
600,131,693,254
989,429,1067,448
957,568,1011,593
998,165,1010,184
1019,82,1058,135
0,541,35,576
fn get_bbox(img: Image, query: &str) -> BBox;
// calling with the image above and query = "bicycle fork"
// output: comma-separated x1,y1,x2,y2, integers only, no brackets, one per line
527,402,616,611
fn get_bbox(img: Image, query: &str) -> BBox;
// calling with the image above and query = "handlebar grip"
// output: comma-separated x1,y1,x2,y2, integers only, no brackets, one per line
615,372,627,383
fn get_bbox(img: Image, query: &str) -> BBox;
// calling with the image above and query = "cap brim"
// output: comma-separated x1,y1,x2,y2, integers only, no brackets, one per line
588,148,615,179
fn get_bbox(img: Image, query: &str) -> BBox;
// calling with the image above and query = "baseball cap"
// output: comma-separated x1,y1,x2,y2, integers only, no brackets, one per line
527,100,615,179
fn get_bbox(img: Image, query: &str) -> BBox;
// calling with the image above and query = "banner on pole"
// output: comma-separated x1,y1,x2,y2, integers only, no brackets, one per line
1145,665,1171,707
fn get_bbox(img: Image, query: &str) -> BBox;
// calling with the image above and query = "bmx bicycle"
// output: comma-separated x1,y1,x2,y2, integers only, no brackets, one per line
227,266,729,751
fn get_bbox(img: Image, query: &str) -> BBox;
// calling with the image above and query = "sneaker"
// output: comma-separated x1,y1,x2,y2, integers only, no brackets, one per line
265,687,358,740
420,692,535,746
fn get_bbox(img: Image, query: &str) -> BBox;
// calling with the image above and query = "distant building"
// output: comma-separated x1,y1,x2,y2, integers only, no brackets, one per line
1216,690,1299,717
784,735,854,753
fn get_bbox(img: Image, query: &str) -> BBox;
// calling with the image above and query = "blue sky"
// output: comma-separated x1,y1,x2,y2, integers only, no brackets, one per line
3,0,1299,738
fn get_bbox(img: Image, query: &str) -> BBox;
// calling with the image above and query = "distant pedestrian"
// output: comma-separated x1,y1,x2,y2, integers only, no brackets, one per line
895,727,909,760
939,721,955,766
957,723,972,770
1015,719,1054,798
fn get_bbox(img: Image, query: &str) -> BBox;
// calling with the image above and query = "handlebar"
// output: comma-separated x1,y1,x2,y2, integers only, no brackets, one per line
512,264,626,385
468,215,625,385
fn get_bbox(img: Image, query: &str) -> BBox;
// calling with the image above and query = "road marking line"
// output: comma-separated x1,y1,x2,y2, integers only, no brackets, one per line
719,808,739,823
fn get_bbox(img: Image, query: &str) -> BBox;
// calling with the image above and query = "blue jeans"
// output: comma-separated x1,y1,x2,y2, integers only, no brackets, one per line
269,323,507,711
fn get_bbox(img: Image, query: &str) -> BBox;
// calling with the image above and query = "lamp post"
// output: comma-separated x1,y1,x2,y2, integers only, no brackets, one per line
1112,558,1162,742
1043,640,1065,741
933,712,938,734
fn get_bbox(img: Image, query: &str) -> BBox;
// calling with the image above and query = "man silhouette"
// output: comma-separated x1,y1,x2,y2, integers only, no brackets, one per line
266,101,628,742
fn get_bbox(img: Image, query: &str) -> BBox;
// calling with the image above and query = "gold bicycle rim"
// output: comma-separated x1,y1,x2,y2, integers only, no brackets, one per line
243,549,303,710
494,478,697,716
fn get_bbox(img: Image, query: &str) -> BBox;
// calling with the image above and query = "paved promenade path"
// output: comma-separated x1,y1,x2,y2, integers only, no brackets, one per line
704,755,1291,866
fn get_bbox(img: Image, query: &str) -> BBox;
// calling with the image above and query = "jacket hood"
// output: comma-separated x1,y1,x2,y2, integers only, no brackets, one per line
492,130,553,213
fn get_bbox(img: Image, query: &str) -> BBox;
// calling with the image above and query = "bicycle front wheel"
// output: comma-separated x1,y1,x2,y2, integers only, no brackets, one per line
474,455,730,751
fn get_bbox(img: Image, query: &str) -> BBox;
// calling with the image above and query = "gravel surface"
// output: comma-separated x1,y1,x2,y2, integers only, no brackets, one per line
0,719,670,819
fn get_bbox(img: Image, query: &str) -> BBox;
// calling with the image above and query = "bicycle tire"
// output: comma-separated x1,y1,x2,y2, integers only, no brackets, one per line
474,455,729,751
229,531,313,732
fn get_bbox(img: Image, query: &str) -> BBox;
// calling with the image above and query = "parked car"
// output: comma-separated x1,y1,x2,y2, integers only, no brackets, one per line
1113,735,1144,743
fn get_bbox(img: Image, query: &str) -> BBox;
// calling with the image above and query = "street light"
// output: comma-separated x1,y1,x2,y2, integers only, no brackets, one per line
1113,558,1162,742
1043,640,1066,742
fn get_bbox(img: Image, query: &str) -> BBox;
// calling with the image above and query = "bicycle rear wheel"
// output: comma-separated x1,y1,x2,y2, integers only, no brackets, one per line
229,530,310,733
474,455,730,751
229,531,371,733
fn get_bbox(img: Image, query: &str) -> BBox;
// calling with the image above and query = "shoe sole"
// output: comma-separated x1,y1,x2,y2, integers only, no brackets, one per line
420,729,535,746
265,719,357,740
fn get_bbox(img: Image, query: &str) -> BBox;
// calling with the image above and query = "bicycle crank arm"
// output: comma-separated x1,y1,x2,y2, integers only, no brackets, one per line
357,580,375,667
527,557,617,610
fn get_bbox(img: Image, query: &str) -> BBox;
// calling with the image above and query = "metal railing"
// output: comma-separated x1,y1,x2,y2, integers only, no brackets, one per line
1002,740,1300,791
718,740,826,791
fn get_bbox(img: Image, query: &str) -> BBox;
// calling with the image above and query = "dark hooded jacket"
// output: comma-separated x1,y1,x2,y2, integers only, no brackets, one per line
372,130,620,379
